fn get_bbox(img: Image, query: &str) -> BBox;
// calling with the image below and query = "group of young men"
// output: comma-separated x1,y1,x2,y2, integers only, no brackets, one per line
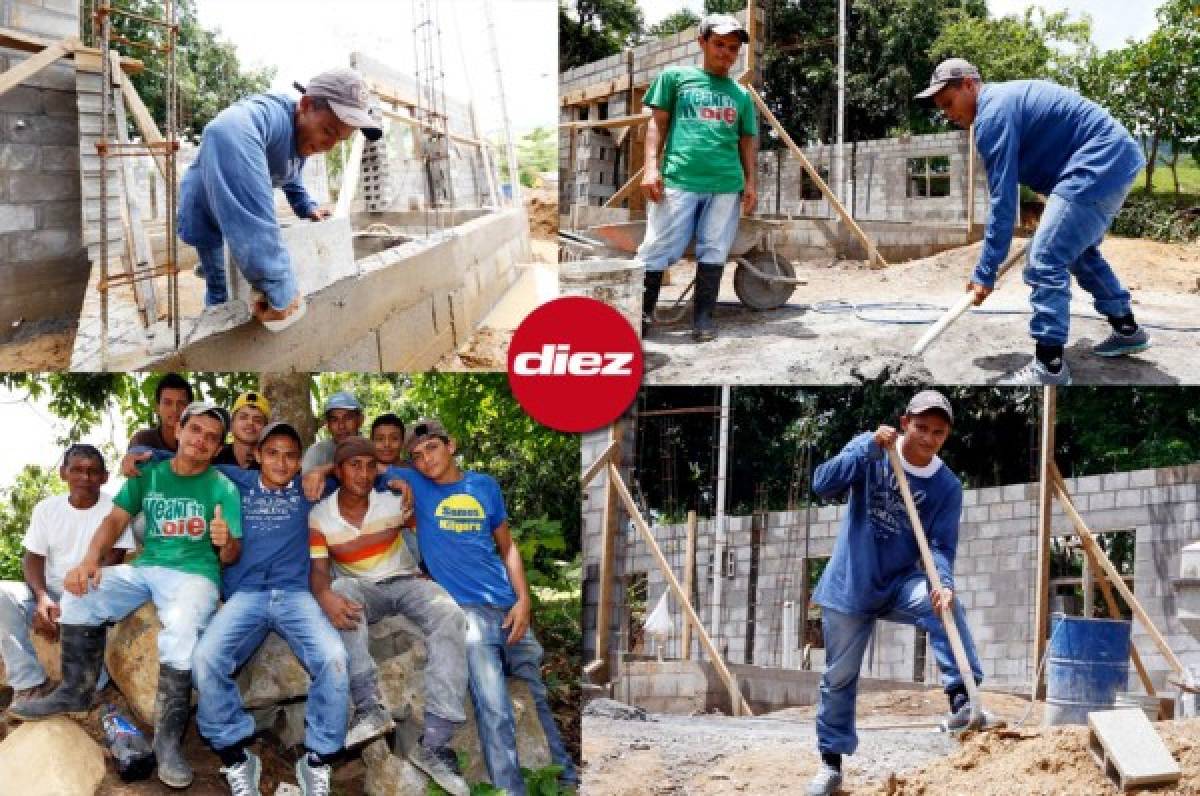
0,373,577,796
636,14,1150,384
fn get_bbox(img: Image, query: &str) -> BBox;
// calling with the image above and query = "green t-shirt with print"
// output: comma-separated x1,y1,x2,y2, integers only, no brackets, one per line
644,65,758,194
114,459,242,586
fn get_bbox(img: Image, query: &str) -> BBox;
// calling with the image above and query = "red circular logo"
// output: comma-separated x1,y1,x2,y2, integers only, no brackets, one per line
507,297,643,433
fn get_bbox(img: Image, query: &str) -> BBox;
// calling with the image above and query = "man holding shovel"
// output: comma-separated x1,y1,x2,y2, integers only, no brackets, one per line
805,390,984,796
636,13,758,342
918,59,1148,385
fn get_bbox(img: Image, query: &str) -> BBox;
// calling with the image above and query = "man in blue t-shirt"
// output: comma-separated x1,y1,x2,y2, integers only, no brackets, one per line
804,391,984,796
127,421,348,796
917,59,1149,385
385,419,578,795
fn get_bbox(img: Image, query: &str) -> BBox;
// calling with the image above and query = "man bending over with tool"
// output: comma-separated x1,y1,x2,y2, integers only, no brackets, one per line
805,390,984,796
179,68,382,330
637,13,758,342
918,59,1148,385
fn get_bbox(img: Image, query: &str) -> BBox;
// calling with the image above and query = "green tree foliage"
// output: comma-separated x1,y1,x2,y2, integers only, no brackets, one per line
96,0,276,139
929,7,1096,87
559,0,645,71
0,466,65,581
648,10,701,39
761,0,988,145
635,387,1200,519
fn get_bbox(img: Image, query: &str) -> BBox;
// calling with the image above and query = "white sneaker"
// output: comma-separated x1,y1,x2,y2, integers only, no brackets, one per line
806,762,843,795
220,751,261,796
997,358,1072,386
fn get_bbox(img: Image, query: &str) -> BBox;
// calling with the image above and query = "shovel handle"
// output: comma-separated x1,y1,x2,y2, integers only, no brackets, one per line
885,447,983,721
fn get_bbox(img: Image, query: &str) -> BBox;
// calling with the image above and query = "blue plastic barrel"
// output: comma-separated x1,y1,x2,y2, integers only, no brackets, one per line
1044,613,1131,726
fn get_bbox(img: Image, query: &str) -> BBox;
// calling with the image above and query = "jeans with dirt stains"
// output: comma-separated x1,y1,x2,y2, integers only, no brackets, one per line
636,188,741,271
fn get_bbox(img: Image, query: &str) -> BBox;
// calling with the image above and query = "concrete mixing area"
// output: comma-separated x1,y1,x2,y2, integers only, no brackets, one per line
636,235,1200,385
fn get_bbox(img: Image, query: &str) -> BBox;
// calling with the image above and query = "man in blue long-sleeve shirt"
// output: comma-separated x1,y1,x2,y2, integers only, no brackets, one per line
179,68,382,329
805,390,984,796
917,59,1149,385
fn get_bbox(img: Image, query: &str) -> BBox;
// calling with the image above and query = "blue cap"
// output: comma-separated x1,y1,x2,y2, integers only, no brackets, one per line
323,390,362,416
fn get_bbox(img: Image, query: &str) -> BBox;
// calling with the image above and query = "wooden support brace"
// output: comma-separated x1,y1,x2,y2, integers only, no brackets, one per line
1051,465,1187,677
0,37,75,98
581,439,618,489
608,461,753,717
589,423,622,684
681,510,697,660
604,166,645,209
559,113,651,131
118,68,167,180
743,84,887,267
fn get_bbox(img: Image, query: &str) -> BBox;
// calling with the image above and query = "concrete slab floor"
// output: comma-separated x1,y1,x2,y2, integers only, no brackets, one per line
643,238,1200,385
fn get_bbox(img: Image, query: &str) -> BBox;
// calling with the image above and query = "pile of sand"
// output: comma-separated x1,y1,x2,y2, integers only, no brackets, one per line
885,718,1200,795
526,189,558,240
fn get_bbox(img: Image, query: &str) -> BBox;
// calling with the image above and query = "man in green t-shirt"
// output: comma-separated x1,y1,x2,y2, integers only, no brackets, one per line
637,13,758,342
12,402,242,790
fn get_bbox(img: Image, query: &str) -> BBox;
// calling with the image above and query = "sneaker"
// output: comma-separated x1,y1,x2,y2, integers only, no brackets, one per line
407,743,469,796
220,751,261,796
997,358,1072,386
806,762,843,796
1092,327,1150,357
344,703,394,747
295,753,332,796
941,704,992,732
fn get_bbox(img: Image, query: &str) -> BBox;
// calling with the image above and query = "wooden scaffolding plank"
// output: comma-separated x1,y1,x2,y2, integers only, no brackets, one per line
0,37,75,98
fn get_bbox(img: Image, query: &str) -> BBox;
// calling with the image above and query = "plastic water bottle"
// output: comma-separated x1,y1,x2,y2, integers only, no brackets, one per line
100,703,155,781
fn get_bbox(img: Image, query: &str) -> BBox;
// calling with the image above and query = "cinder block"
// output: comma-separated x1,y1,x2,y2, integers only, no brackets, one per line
0,86,43,114
8,4,78,40
1088,709,1181,790
9,228,77,260
0,203,36,233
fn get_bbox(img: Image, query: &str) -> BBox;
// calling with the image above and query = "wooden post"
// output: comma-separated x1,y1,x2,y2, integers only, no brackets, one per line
109,50,157,325
592,423,622,682
743,85,887,268
744,1,757,82
1032,386,1056,701
609,462,753,716
681,510,697,660
118,68,166,180
1051,465,1187,677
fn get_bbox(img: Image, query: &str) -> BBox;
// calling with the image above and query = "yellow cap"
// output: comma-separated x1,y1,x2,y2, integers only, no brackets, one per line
231,391,271,418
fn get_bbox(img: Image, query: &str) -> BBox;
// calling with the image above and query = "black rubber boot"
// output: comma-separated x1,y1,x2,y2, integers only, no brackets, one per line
692,263,724,342
153,665,194,789
642,270,664,337
7,624,104,720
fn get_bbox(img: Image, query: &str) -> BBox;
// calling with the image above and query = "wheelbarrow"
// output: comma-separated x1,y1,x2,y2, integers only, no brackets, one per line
582,218,802,316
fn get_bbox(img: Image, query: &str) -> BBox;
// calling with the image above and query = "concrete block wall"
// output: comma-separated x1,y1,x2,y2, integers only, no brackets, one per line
559,6,764,211
0,0,88,335
586,461,1200,693
756,131,990,225
351,51,486,210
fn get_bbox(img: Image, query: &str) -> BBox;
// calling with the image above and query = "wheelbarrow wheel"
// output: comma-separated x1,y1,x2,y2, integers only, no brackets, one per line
733,252,797,310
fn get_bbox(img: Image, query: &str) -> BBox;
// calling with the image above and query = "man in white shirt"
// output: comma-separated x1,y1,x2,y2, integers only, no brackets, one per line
0,445,135,709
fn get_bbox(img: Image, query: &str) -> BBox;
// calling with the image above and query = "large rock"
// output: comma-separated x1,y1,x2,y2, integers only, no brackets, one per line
0,632,62,687
106,602,164,724
0,717,106,795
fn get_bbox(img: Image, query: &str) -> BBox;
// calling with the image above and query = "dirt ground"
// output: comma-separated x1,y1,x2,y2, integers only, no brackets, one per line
582,689,1197,795
644,237,1200,385
527,188,559,241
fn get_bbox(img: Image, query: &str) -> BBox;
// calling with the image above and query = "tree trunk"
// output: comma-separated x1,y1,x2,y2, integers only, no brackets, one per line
259,373,317,446
1169,148,1180,196
1145,131,1160,194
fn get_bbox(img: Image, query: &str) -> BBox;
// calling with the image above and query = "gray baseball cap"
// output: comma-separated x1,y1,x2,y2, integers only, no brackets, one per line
180,401,231,436
699,13,749,42
906,390,954,423
915,58,981,99
296,67,383,141
257,421,302,449
323,390,363,416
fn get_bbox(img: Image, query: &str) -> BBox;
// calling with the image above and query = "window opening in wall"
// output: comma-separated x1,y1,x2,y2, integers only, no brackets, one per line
804,556,830,657
579,106,589,121
914,628,928,683
906,156,952,198
1048,529,1135,619
624,572,648,654
801,166,830,201
598,101,609,121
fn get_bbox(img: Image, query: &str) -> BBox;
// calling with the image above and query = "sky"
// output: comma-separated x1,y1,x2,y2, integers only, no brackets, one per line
637,0,1163,52
193,0,556,136
0,387,130,495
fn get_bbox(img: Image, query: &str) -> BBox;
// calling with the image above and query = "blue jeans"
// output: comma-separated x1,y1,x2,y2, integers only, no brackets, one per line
816,572,984,756
196,246,229,306
0,581,53,689
59,564,218,671
1023,180,1135,346
636,188,741,272
192,589,349,756
463,603,579,794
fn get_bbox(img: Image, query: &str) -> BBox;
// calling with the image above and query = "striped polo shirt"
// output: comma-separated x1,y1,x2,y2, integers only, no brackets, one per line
308,488,419,581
